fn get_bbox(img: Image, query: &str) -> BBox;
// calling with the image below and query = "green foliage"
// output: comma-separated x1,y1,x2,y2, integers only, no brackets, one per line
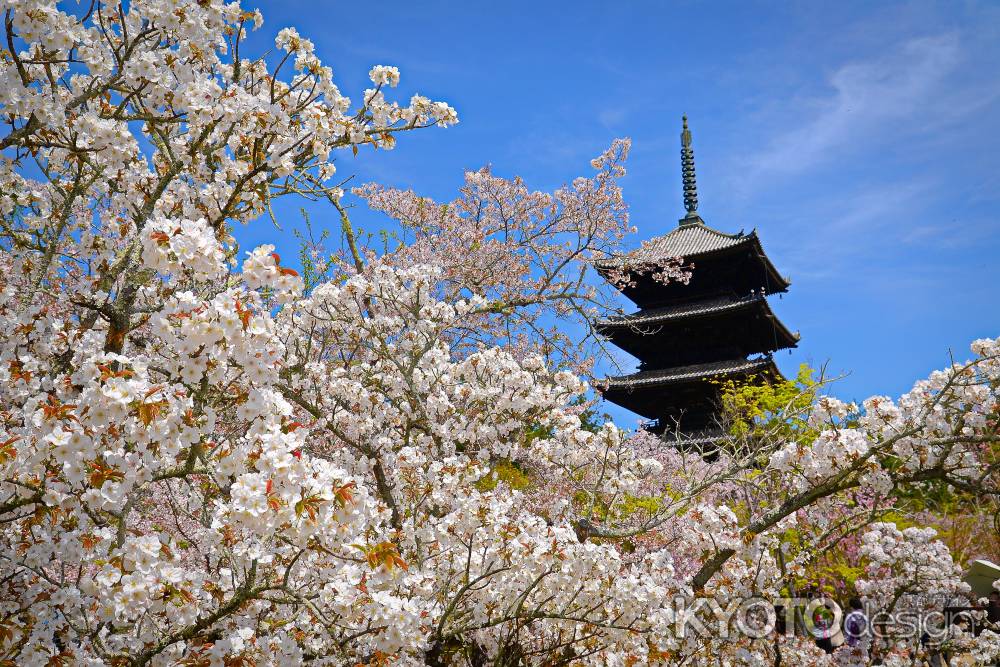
616,493,663,518
472,422,560,493
475,459,533,492
294,208,403,293
294,209,334,293
570,489,667,525
895,481,963,513
524,423,554,445
716,363,819,442
810,552,866,594
775,526,865,595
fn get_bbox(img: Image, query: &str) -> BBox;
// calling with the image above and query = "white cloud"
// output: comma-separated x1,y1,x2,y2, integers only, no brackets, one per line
747,33,965,178
773,178,931,279
598,107,628,130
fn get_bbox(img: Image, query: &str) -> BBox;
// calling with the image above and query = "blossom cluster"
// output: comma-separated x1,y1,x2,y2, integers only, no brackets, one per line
1,1,999,664
141,215,227,282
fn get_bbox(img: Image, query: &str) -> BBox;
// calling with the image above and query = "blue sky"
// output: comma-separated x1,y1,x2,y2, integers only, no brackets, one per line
240,0,1000,427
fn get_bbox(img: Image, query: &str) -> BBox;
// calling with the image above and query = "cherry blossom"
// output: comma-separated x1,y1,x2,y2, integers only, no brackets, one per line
1,1,999,665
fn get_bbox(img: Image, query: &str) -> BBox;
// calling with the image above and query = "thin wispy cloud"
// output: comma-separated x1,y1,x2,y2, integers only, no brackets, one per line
717,27,1000,290
775,178,931,278
598,108,628,130
745,33,965,180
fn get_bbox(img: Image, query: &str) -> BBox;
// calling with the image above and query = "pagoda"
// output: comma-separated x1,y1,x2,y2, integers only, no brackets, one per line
596,117,798,444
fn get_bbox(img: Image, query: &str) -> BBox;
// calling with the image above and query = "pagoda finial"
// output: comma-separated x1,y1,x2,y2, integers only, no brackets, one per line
680,115,701,225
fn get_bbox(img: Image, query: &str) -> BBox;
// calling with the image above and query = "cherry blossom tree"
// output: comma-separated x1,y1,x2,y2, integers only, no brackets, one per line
2,1,1000,666
302,140,689,377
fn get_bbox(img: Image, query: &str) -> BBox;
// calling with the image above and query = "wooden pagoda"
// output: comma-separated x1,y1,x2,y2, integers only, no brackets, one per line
596,117,798,444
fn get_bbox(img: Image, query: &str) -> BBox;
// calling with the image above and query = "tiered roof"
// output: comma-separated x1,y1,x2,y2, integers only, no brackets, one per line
596,116,797,439
596,223,791,309
626,223,750,258
601,356,778,391
598,293,795,335
596,294,799,366
620,225,789,292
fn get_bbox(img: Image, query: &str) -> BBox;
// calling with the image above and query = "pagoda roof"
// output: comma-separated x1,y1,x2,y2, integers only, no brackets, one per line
598,293,751,327
595,294,800,352
628,221,754,260
595,220,755,268
601,356,778,390
599,293,794,327
595,220,791,295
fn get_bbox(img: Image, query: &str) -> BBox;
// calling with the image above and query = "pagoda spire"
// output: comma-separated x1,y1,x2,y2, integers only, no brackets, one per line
596,117,798,446
680,115,702,226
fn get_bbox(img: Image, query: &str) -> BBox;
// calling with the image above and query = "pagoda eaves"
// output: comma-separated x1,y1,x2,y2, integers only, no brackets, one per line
597,293,799,367
596,226,791,309
596,116,798,441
